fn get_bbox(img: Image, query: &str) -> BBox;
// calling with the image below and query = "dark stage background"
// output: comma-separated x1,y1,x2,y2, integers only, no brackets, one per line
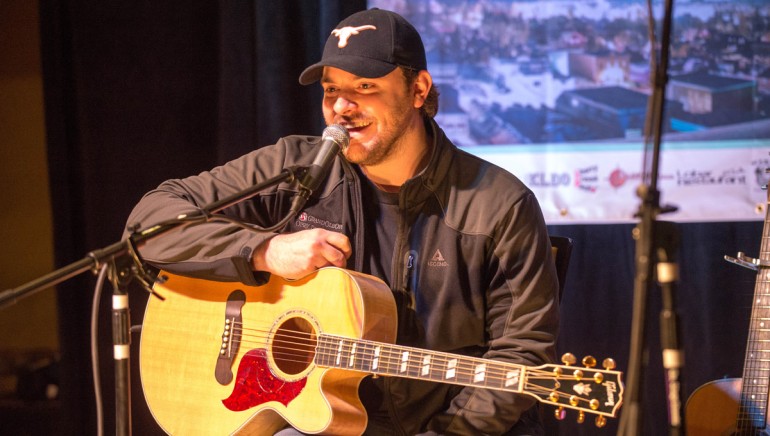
36,1,763,434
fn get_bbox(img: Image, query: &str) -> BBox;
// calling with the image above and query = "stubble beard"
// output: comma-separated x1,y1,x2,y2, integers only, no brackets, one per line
338,114,412,167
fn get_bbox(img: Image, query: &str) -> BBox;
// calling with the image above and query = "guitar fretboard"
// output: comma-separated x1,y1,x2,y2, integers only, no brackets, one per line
739,195,770,429
314,334,524,392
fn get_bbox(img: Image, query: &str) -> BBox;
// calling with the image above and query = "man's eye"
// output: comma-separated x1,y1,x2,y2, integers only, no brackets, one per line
324,87,338,94
360,83,373,90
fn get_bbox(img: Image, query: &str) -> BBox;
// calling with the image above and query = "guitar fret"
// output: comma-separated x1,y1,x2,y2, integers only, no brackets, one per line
348,342,357,367
421,354,431,376
474,363,487,383
336,339,343,366
445,358,457,380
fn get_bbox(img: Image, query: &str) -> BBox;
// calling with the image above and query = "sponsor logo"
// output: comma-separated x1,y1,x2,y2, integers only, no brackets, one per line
676,168,747,186
608,166,675,189
428,249,449,267
528,172,570,188
608,167,642,189
574,165,598,192
294,213,344,231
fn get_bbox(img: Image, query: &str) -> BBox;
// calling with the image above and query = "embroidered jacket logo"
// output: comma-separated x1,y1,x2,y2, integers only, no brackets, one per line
331,25,377,48
428,249,449,267
295,212,343,231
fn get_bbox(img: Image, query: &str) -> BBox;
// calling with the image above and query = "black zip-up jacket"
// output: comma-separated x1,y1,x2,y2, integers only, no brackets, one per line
126,119,559,435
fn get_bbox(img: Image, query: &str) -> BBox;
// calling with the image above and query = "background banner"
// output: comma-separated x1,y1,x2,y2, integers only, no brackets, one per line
370,0,770,223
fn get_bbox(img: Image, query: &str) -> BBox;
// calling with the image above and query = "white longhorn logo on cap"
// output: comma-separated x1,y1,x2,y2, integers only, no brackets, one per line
331,25,377,48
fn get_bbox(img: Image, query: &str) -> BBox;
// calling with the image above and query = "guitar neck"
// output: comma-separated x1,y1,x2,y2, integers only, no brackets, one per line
315,333,624,420
315,334,526,392
739,189,770,427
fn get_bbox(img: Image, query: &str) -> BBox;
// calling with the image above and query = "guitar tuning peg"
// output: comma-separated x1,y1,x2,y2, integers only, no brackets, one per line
577,410,585,424
582,355,597,368
561,353,577,366
554,406,566,421
569,395,579,407
595,415,607,428
593,371,604,384
602,358,616,370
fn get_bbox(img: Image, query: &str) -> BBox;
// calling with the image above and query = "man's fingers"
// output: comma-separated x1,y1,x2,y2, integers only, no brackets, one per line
316,233,350,267
323,231,352,259
257,229,352,278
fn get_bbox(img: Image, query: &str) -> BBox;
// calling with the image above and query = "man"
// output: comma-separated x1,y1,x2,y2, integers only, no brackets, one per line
127,8,559,435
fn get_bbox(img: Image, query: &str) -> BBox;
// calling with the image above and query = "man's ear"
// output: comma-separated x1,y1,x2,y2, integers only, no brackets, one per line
413,70,433,109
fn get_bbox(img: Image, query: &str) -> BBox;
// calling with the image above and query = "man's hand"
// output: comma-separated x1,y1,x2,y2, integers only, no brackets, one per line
252,228,352,279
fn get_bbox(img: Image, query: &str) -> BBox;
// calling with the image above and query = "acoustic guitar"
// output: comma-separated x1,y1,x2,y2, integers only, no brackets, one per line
685,184,770,435
139,267,623,435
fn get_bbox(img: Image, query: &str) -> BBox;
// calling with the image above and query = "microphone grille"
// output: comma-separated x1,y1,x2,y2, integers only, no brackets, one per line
323,124,350,150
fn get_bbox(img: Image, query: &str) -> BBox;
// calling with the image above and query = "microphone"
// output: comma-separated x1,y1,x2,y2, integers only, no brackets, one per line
290,124,349,213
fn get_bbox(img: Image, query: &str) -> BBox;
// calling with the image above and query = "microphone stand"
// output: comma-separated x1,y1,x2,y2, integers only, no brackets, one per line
0,165,309,435
618,0,685,434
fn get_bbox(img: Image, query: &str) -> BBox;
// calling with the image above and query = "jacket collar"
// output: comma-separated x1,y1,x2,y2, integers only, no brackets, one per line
400,118,455,204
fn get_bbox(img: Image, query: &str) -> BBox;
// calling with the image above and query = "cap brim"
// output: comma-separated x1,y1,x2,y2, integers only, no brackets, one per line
298,54,398,85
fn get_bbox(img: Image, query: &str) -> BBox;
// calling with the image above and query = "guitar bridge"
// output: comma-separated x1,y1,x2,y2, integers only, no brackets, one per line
215,289,246,385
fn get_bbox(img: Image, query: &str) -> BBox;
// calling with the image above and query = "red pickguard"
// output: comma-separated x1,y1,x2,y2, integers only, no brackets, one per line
222,349,307,411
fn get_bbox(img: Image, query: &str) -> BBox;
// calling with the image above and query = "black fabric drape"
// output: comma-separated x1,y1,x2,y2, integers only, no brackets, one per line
39,1,763,434
40,1,364,434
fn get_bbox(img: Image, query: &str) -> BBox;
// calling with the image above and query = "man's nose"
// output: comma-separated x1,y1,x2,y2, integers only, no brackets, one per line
333,96,356,115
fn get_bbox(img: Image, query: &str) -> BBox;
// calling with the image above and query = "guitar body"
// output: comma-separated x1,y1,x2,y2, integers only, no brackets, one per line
685,378,752,436
139,267,397,435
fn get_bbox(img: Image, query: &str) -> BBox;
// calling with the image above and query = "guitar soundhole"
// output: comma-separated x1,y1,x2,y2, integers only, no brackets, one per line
271,316,317,375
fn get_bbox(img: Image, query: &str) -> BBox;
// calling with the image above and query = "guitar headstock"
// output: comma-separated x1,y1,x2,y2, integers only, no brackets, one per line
524,353,624,428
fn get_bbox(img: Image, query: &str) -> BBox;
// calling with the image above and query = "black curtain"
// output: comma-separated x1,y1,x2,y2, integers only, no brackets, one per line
39,1,365,434
38,1,764,434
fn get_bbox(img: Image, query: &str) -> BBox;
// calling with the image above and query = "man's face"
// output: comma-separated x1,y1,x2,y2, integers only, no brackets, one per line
321,67,417,166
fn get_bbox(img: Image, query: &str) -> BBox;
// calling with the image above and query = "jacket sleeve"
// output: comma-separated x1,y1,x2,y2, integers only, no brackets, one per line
426,192,560,435
123,139,296,285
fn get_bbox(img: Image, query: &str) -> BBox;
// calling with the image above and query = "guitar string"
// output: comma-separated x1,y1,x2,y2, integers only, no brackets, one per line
312,335,608,410
228,322,584,384
229,322,611,384
216,323,611,410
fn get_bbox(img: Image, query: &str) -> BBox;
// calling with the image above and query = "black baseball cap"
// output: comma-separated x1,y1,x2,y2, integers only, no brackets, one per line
299,8,427,85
